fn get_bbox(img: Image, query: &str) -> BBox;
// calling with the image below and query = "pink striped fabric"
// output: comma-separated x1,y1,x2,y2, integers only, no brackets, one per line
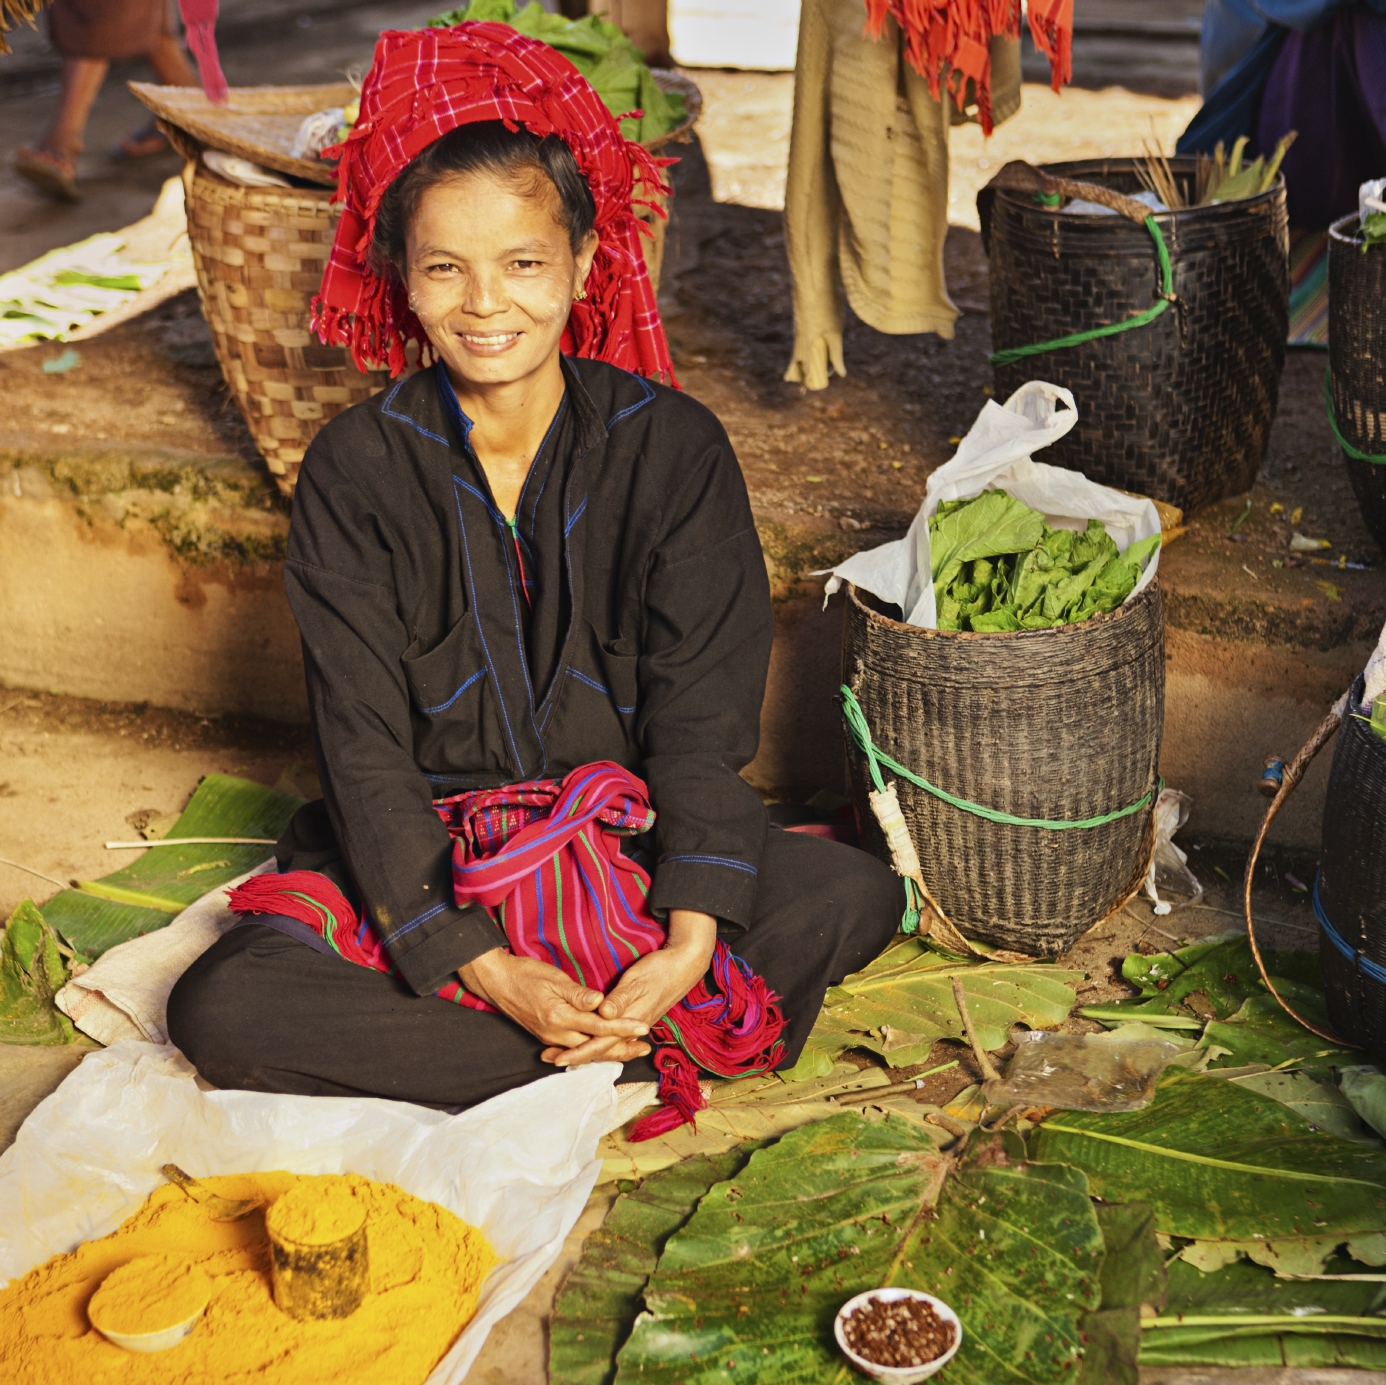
228,760,785,1137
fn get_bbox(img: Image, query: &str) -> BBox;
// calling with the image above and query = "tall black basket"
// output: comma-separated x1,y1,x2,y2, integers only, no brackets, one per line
1328,213,1386,552
982,158,1289,514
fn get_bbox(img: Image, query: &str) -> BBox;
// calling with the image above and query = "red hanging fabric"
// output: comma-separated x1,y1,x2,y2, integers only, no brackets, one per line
228,761,785,1139
861,0,1072,136
177,0,228,105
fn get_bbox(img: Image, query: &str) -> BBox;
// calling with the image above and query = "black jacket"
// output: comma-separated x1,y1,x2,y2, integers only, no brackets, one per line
284,357,774,995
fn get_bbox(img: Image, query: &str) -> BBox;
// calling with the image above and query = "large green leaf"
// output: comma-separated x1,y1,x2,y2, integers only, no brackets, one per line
0,900,77,1045
1218,1068,1378,1145
1076,1204,1166,1385
41,774,302,958
552,1148,757,1385
790,936,1081,1074
1141,1260,1386,1368
614,1115,1105,1385
1030,1068,1386,1246
929,489,1047,593
1198,993,1357,1075
1342,1066,1386,1140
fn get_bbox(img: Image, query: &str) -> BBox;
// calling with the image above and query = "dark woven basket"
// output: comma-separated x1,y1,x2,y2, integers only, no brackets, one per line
1318,676,1386,1060
982,159,1289,514
1328,213,1386,552
843,581,1164,955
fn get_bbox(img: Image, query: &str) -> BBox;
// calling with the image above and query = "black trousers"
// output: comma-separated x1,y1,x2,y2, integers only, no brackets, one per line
167,829,904,1109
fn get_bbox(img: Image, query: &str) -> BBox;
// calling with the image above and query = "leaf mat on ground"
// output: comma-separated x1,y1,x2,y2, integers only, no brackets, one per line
551,1148,757,1385
0,901,77,1045
40,774,301,958
598,1064,953,1181
614,1114,1105,1385
1139,1256,1386,1369
784,935,1081,1077
1030,1067,1386,1271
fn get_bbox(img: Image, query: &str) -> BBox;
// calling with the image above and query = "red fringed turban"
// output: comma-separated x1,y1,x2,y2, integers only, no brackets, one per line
313,22,677,383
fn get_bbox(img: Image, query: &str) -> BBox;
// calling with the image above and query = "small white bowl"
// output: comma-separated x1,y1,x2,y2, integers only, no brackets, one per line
834,1288,963,1384
96,1305,206,1353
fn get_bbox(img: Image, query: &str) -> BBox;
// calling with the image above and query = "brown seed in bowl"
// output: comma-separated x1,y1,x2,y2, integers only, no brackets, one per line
843,1295,956,1369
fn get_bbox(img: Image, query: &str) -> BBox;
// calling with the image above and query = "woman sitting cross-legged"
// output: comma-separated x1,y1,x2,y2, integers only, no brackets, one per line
167,21,903,1137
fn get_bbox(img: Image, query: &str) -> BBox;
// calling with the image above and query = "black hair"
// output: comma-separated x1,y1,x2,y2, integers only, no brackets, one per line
370,120,597,272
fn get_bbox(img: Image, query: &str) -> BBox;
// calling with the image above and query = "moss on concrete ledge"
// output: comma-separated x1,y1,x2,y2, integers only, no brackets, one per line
2,444,289,566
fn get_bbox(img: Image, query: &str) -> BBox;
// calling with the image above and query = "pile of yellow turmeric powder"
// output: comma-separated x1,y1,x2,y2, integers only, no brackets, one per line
0,1172,496,1384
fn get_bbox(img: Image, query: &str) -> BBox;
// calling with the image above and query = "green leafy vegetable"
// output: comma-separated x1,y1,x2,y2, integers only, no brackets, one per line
784,934,1081,1075
551,1148,756,1385
428,0,686,143
1077,1204,1167,1385
927,491,1159,632
0,900,78,1045
614,1115,1106,1385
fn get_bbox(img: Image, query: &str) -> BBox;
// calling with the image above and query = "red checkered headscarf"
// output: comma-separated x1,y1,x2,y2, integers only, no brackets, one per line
313,22,676,383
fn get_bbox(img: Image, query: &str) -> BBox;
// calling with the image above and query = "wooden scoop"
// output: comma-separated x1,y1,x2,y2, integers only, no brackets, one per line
161,1164,264,1222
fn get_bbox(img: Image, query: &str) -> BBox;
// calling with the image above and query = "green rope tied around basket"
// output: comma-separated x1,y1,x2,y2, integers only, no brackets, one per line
1325,368,1386,464
989,215,1175,369
841,681,1157,846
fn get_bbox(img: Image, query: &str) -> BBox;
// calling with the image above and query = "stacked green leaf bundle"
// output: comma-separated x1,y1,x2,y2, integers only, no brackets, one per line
929,489,1160,632
428,0,687,144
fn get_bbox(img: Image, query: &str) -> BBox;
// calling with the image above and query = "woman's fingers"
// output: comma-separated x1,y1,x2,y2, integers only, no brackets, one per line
546,1036,652,1067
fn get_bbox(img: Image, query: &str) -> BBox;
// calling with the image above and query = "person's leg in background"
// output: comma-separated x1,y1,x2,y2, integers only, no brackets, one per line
14,56,107,199
117,28,198,157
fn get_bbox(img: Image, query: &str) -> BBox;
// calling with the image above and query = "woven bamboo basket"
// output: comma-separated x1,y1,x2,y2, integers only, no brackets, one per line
982,158,1289,514
182,162,387,494
1318,677,1386,1060
1328,213,1386,551
843,582,1163,955
135,75,700,496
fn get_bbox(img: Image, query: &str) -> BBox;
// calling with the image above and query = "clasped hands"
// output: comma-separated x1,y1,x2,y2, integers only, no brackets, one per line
457,909,718,1067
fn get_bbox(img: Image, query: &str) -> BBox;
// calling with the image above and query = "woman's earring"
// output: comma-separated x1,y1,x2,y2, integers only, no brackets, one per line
573,286,588,302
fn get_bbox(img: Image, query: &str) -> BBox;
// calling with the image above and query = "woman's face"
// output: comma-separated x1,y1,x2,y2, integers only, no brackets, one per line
404,169,597,392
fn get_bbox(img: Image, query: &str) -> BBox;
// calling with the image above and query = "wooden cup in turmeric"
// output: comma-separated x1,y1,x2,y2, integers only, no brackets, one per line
265,1177,370,1320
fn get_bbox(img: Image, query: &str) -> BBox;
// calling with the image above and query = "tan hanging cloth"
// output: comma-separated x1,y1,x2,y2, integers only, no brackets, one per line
783,0,1020,390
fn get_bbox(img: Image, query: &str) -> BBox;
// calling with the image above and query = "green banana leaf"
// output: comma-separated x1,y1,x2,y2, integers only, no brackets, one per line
1141,1260,1386,1370
1076,1203,1167,1385
551,1148,757,1385
784,936,1081,1077
41,774,301,958
1030,1069,1386,1254
0,900,77,1045
615,1115,1106,1385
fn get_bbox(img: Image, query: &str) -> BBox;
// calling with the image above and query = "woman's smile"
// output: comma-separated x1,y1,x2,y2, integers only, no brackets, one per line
455,328,524,355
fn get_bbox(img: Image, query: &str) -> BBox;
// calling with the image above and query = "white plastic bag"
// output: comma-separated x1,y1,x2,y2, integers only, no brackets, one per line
0,1041,619,1384
1142,788,1203,916
822,381,1162,627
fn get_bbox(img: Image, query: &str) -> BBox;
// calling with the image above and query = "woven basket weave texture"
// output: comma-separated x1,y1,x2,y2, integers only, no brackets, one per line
1328,213,1386,551
185,164,389,496
986,158,1289,515
843,582,1164,955
1319,679,1386,1061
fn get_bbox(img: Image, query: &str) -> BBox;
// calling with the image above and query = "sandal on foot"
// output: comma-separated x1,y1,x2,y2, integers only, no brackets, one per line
14,146,80,202
116,123,169,159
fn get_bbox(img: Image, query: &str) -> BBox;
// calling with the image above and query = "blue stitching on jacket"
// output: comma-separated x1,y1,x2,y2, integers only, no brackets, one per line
417,668,485,714
565,495,588,535
565,667,635,714
662,853,758,876
435,367,475,445
493,489,548,776
385,899,452,943
384,378,451,446
606,376,656,428
1314,873,1386,986
453,482,525,775
454,475,506,527
521,394,568,539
